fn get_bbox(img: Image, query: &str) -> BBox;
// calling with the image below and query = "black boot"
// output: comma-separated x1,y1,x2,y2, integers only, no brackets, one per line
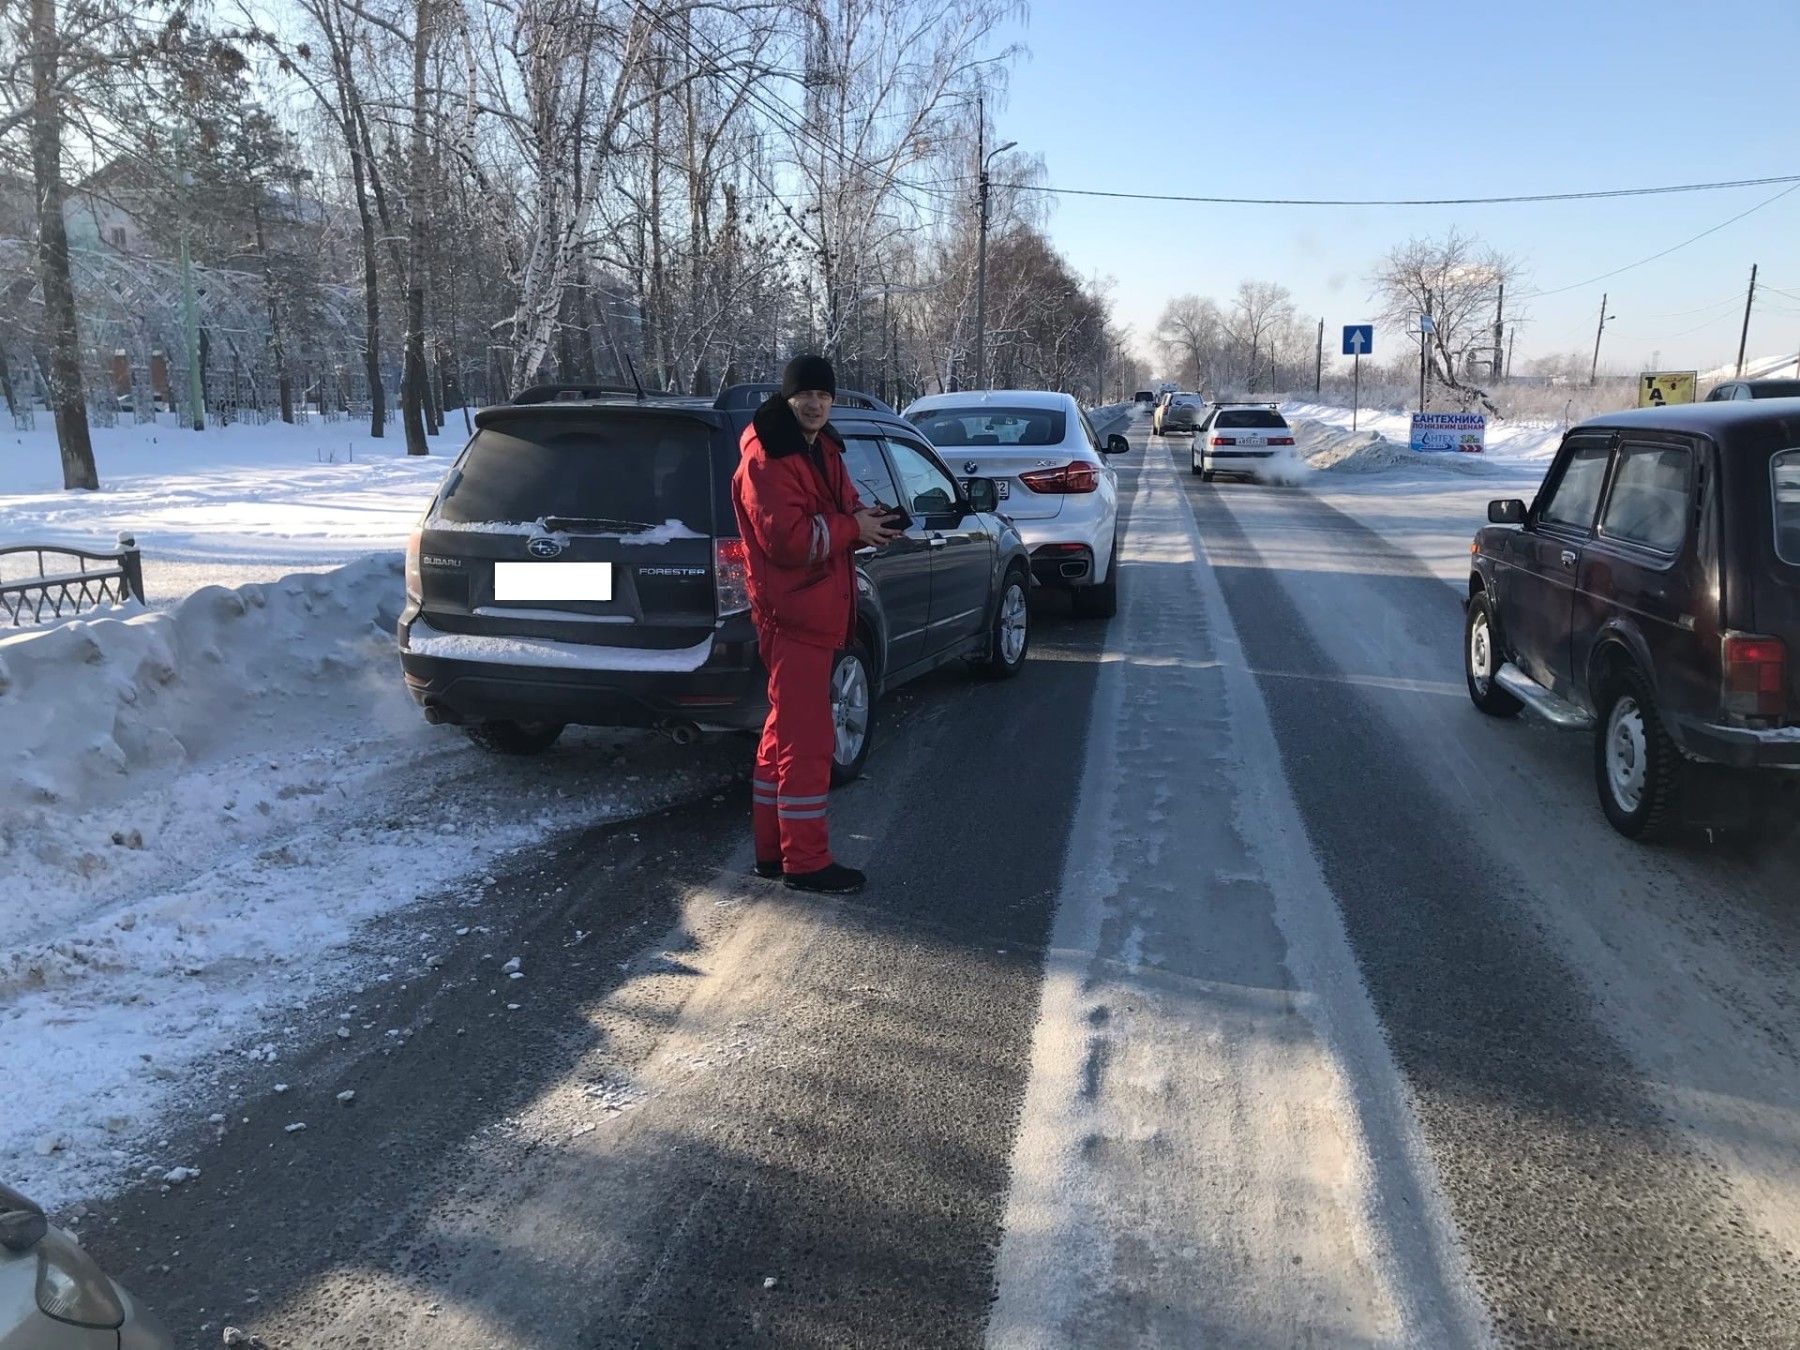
783,863,866,895
753,859,783,880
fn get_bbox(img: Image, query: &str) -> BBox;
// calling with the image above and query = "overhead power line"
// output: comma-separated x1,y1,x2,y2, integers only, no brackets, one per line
1520,180,1800,298
991,172,1800,208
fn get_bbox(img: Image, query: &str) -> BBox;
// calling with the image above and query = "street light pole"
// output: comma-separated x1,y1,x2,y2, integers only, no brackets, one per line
972,99,1015,392
1589,292,1613,386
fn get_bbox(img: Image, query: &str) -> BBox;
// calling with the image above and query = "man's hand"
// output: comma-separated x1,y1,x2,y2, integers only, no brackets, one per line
855,505,903,549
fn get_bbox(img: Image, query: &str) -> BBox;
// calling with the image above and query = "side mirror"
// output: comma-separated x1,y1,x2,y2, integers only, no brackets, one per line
1105,434,1131,456
963,476,999,514
0,1199,47,1254
1488,499,1527,525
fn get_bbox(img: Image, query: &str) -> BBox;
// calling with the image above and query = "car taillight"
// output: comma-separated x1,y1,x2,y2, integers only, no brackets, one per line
715,537,750,615
1018,462,1100,494
404,528,423,603
1211,436,1236,446
1269,436,1295,446
1722,633,1787,718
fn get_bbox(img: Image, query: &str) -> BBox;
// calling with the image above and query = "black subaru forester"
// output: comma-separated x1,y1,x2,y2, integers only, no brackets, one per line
397,383,1032,783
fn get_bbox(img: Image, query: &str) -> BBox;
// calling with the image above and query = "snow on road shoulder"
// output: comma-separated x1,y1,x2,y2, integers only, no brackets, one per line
0,557,736,1211
1284,410,1551,586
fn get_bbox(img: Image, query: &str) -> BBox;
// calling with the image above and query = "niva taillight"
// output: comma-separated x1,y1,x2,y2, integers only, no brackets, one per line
1722,633,1787,719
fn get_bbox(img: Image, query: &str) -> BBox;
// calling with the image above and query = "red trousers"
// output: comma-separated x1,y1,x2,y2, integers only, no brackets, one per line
752,631,836,874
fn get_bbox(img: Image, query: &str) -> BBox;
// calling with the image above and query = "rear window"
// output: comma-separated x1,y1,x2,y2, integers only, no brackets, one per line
435,414,715,533
1750,381,1800,398
1774,450,1800,564
912,406,1067,447
1215,409,1287,429
1171,395,1202,409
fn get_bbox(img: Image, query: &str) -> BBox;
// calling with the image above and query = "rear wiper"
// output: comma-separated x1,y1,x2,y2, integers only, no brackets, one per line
539,515,658,534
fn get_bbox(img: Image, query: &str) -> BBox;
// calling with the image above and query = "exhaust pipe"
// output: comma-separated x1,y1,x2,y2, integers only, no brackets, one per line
422,700,461,726
656,718,701,746
1059,560,1089,580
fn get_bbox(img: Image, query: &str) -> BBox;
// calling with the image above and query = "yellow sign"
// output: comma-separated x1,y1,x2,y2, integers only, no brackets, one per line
1639,371,1697,408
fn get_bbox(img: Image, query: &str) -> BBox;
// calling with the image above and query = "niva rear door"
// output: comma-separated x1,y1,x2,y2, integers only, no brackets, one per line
417,408,722,650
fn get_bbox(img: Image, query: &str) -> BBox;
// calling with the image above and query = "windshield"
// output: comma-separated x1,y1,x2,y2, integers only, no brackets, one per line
911,406,1067,447
435,414,714,533
1215,409,1287,428
1776,450,1800,564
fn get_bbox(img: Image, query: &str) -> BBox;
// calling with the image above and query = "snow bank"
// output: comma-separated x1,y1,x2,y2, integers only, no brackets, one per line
1283,400,1564,464
0,556,405,821
0,554,737,1211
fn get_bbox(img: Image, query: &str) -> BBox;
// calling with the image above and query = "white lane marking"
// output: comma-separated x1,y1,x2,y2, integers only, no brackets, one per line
987,447,1492,1349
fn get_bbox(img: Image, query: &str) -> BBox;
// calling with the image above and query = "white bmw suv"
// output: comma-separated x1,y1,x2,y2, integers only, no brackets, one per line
905,390,1130,618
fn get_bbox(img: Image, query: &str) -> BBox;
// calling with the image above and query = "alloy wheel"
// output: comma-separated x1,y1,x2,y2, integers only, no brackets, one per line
832,653,870,768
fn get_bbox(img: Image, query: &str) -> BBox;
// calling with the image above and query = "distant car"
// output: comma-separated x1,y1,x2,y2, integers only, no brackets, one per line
1191,404,1297,480
1,1182,173,1347
1465,400,1800,840
1154,393,1205,436
905,389,1130,619
1133,390,1155,405
1704,378,1800,401
398,383,1033,783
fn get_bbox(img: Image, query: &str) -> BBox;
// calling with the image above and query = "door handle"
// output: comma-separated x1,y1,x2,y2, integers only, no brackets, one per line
928,534,947,549
1560,549,1577,570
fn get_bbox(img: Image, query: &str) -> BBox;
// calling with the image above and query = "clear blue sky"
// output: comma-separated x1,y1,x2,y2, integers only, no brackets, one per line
993,0,1800,377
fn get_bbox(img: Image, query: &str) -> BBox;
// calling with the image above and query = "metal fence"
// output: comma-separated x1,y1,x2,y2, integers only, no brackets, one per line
0,534,145,627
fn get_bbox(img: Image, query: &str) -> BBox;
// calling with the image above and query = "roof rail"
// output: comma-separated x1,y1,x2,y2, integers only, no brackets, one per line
511,382,687,405
714,383,896,415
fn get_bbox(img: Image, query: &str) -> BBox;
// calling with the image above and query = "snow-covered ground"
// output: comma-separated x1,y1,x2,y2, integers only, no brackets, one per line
1,414,457,606
0,548,736,1212
1278,402,1555,586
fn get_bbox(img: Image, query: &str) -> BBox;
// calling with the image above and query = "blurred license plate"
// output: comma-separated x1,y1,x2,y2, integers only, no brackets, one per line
1241,435,1264,446
493,562,613,602
995,481,1010,499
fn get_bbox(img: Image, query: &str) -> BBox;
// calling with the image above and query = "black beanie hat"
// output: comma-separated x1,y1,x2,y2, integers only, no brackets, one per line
779,354,837,400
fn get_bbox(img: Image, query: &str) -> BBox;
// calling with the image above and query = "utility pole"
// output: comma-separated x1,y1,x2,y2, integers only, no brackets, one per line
1736,263,1758,378
1506,326,1516,379
1589,292,1610,386
1314,317,1323,395
972,97,1015,393
1419,287,1431,412
1492,282,1505,380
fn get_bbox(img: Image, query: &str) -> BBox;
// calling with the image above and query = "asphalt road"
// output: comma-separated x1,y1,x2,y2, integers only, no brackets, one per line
1166,430,1800,1347
70,408,1800,1348
78,433,1134,1348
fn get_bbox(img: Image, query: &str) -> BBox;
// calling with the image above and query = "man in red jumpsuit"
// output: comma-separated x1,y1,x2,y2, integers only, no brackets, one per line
732,356,899,894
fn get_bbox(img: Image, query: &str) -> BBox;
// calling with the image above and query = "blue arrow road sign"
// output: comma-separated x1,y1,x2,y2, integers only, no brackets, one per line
1342,324,1374,356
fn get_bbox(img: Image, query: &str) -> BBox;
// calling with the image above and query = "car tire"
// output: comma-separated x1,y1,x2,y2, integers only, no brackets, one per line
1200,468,1215,483
1190,448,1204,476
1072,537,1120,619
981,568,1031,678
1594,667,1685,842
464,719,565,755
1464,594,1521,717
829,643,876,786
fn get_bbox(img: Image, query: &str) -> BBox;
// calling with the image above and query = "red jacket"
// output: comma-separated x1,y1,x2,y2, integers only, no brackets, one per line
731,396,864,649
